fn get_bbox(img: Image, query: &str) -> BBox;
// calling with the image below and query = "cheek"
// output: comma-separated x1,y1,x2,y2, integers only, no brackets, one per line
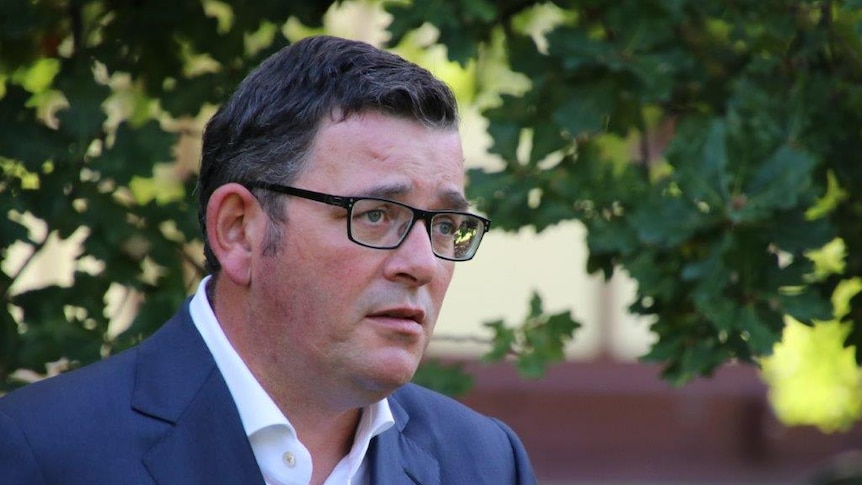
439,261,456,287
311,250,379,307
428,265,455,310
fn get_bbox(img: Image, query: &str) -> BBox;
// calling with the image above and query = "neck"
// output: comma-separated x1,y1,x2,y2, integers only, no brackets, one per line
293,406,362,485
260,371,364,485
210,277,368,481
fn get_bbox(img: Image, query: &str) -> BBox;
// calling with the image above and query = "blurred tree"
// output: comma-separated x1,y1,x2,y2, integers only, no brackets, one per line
0,0,335,389
2,1,861,432
387,0,862,387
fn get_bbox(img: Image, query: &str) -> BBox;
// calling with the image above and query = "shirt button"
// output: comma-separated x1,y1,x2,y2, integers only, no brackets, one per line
283,451,296,467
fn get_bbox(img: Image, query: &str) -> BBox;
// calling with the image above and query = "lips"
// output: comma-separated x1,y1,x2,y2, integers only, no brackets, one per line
366,306,427,337
368,307,426,325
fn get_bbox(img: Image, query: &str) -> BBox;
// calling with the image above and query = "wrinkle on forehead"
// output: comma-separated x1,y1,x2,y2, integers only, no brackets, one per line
301,113,466,207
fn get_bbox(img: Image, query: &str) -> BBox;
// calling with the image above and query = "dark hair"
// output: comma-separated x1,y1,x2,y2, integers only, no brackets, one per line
198,35,460,273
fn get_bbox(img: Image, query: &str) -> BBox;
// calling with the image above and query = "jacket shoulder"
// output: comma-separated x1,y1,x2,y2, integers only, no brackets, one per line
390,383,537,484
0,347,138,421
391,383,491,425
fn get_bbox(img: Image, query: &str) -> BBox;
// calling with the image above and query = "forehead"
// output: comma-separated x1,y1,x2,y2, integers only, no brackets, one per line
299,113,466,207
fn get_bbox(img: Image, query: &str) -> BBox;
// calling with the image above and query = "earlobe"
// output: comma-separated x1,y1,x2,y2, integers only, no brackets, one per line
206,183,262,286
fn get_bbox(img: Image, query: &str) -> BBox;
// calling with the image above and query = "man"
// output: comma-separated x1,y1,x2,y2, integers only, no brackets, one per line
0,36,537,484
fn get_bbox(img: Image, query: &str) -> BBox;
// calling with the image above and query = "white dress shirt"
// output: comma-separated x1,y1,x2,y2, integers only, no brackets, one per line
189,276,394,485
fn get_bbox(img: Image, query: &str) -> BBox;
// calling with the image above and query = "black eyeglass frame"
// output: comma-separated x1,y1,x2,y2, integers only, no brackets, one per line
245,181,491,261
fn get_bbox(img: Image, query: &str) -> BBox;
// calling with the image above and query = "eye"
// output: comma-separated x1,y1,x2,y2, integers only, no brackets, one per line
432,216,460,236
436,221,455,235
352,201,400,226
362,209,385,223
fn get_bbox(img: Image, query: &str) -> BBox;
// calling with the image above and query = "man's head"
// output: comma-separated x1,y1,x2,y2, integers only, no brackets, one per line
198,35,459,274
199,36,480,403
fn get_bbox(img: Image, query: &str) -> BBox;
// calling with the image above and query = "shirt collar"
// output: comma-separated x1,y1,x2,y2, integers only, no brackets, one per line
188,275,395,440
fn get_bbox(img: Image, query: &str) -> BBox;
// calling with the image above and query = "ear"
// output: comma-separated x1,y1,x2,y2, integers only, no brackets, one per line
206,183,266,287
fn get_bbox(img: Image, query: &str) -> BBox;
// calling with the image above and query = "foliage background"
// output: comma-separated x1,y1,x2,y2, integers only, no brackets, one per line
2,0,861,430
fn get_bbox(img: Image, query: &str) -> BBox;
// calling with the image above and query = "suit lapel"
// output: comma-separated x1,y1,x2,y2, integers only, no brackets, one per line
368,393,440,485
132,303,264,484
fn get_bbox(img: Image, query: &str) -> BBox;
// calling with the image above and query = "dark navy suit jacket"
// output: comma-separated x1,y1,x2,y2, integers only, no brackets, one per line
0,302,537,484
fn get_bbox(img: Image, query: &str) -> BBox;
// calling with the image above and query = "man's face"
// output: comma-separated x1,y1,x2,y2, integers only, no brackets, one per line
249,112,464,402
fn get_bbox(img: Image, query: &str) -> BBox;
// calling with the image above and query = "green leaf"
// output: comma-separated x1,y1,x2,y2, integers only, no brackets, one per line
96,121,175,184
765,211,834,254
672,119,732,209
54,66,111,152
0,86,69,167
731,144,818,223
552,81,618,138
484,110,522,161
737,303,782,356
528,291,543,318
465,168,534,231
482,319,514,362
548,28,621,72
629,194,706,248
778,288,833,325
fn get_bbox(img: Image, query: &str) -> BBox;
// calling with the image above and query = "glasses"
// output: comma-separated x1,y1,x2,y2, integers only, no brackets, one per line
246,182,491,261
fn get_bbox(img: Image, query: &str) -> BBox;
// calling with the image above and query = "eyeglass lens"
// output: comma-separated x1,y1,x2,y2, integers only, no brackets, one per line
349,199,483,260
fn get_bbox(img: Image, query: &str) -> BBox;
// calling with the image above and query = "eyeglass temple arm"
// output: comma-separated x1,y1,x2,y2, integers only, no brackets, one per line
246,182,350,208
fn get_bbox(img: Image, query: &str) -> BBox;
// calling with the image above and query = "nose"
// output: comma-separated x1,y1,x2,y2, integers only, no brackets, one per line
383,219,439,286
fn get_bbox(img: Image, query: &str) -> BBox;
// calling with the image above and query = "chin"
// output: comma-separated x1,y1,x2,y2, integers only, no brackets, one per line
359,353,421,394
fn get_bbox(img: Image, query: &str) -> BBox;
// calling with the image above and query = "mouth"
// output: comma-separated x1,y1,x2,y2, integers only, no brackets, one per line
367,307,426,332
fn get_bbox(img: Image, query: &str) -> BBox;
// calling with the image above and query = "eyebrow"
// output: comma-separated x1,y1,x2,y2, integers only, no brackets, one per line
359,183,471,211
